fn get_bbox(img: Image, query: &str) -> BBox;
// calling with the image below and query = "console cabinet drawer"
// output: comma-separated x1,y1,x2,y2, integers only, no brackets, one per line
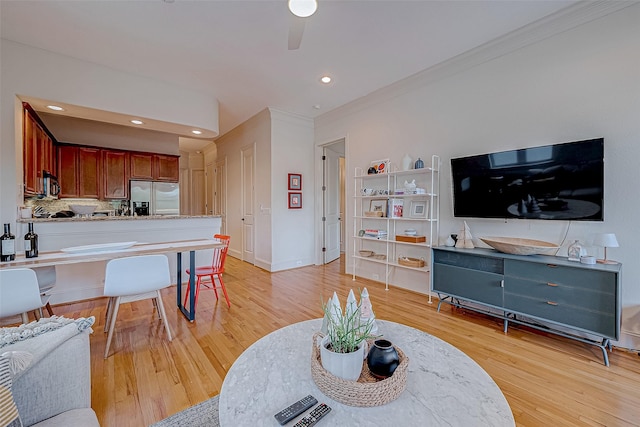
505,277,615,314
504,293,616,338
433,263,503,307
433,250,503,274
505,259,615,293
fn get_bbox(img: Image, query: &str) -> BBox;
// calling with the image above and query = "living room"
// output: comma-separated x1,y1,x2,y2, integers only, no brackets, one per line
1,1,639,426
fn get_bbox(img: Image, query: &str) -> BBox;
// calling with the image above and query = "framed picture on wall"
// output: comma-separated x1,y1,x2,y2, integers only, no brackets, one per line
288,173,302,190
289,192,302,209
369,199,388,217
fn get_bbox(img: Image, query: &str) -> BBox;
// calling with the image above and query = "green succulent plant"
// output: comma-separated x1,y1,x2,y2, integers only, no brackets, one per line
321,291,377,354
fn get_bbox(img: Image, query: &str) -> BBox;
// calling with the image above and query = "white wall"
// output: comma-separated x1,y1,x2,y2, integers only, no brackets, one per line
0,40,218,223
270,109,315,271
215,109,271,265
315,4,640,348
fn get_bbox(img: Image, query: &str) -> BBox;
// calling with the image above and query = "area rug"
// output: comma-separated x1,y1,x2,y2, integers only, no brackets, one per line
150,395,219,427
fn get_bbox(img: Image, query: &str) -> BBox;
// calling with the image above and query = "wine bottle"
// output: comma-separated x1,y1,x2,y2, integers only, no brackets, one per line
1,223,16,262
24,222,38,258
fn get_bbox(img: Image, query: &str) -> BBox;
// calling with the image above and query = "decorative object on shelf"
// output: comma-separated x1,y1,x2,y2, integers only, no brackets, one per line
288,192,302,209
389,199,403,218
409,200,428,219
593,233,619,264
401,154,413,171
360,188,374,196
395,235,426,243
479,236,558,256
359,250,374,257
288,173,302,190
367,166,377,175
455,221,475,249
451,234,458,244
403,179,416,192
364,211,383,217
580,255,596,265
319,291,377,381
398,256,425,268
414,157,424,169
567,240,586,261
369,199,388,217
370,159,390,174
367,339,400,379
444,235,456,247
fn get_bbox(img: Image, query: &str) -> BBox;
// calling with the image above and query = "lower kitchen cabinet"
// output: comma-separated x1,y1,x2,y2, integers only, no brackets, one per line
431,246,621,365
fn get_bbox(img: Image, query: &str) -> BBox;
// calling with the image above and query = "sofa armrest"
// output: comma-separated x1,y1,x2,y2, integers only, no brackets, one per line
11,331,92,427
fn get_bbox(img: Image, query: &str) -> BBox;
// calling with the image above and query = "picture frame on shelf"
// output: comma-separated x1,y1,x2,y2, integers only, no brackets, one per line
369,199,388,217
288,192,302,209
409,200,428,218
369,159,390,174
288,173,302,190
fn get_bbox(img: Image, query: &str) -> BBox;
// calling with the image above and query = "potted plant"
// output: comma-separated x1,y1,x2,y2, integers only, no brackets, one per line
320,290,377,381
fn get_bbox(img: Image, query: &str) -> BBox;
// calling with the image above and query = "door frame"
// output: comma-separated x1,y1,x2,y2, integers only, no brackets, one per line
240,143,256,264
314,136,348,266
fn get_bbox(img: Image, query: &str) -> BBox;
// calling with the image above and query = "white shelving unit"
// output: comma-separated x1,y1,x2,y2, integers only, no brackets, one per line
352,155,440,300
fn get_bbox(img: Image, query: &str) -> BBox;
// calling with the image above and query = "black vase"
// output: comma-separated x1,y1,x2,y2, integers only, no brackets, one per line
367,339,400,379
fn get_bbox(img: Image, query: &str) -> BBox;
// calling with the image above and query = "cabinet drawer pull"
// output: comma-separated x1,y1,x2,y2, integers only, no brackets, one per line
547,282,559,287
547,264,559,268
546,301,558,306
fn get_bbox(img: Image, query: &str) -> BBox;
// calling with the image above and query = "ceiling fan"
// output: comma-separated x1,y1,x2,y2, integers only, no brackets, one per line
287,0,318,50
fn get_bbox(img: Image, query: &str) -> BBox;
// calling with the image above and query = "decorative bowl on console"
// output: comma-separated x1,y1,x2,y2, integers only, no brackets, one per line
480,237,559,256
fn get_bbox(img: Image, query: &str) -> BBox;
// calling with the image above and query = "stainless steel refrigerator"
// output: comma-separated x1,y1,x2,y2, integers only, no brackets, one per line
130,180,180,216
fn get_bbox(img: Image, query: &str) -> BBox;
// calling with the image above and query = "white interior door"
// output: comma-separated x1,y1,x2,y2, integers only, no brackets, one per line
212,160,227,234
323,143,344,264
241,145,255,263
206,162,214,215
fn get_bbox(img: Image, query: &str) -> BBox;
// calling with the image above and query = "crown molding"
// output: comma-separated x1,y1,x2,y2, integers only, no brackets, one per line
316,1,637,128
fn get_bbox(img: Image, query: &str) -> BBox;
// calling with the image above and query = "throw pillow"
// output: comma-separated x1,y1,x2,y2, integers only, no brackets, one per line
0,356,22,427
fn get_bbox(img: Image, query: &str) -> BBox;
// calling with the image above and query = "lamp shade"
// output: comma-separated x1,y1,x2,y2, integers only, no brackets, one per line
593,233,619,248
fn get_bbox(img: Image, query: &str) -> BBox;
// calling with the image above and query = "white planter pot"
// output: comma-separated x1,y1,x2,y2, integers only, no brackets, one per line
319,335,365,381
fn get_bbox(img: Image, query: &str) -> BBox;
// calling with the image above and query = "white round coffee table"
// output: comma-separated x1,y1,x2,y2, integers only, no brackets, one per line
219,319,514,426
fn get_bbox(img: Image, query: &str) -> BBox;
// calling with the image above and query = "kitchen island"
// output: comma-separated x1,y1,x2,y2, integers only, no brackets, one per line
13,215,222,304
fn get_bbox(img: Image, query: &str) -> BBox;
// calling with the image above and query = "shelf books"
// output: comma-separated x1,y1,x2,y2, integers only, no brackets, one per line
364,229,388,239
389,199,404,218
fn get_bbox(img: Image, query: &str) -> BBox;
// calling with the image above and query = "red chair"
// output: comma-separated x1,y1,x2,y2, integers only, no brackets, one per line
184,234,231,309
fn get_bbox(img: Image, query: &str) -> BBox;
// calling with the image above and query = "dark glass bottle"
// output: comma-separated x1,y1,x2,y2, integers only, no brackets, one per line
1,223,16,262
24,222,38,258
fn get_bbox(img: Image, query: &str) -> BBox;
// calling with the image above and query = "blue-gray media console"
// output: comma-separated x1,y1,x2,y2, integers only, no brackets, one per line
431,246,621,366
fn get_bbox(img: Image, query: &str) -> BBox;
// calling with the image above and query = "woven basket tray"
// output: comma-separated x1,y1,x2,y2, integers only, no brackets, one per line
397,256,425,268
310,333,409,407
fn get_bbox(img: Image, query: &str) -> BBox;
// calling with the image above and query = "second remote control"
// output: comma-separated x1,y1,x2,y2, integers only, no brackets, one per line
274,395,318,425
292,403,332,427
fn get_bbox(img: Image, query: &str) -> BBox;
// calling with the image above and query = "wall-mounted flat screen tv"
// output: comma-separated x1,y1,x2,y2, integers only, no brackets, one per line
451,138,604,221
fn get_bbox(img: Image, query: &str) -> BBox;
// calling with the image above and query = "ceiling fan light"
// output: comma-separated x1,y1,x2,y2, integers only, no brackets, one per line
288,0,317,18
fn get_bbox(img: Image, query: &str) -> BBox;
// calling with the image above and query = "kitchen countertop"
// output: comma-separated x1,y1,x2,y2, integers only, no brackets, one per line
17,214,221,223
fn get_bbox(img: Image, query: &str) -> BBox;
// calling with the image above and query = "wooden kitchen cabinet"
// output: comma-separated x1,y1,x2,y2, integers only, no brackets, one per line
23,104,56,196
130,152,154,180
102,150,129,199
57,145,79,198
58,145,101,198
153,154,179,182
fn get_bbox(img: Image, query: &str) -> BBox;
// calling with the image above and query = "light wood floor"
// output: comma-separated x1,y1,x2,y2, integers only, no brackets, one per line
46,255,640,427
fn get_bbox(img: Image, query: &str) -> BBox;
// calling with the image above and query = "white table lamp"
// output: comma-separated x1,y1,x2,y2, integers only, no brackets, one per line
593,233,619,264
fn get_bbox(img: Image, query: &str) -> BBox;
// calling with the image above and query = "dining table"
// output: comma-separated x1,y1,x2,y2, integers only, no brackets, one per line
0,239,224,321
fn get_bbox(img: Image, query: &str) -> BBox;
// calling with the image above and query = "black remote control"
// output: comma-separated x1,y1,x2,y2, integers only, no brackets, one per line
274,395,318,425
292,403,332,427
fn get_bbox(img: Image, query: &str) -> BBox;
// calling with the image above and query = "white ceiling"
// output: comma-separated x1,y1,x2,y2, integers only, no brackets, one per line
1,0,578,151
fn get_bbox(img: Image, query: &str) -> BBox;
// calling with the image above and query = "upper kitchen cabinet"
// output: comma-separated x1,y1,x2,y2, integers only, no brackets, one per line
130,152,154,180
130,152,179,182
103,150,129,199
23,105,55,196
57,145,101,199
153,154,180,182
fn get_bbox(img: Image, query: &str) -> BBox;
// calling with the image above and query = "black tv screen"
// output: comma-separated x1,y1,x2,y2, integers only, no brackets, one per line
451,138,604,221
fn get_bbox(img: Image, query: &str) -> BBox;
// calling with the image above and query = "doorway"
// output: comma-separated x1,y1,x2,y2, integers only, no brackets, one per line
241,144,256,264
322,140,345,265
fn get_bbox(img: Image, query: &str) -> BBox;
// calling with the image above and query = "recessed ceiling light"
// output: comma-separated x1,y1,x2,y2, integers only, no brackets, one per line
288,0,318,18
320,76,331,84
191,130,202,135
47,105,64,111
130,119,144,125
313,105,321,110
